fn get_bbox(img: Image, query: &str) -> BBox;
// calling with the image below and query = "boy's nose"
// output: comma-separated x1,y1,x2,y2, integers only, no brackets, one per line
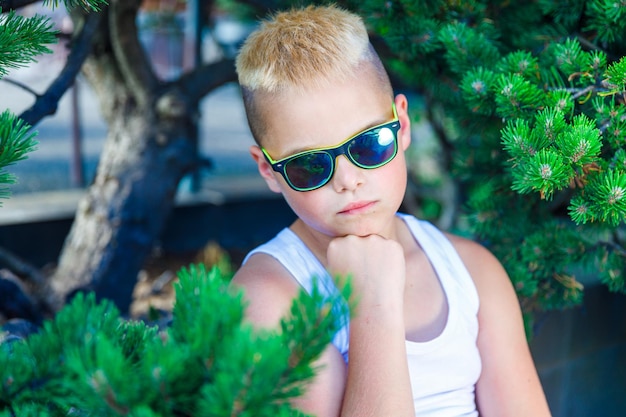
331,155,364,192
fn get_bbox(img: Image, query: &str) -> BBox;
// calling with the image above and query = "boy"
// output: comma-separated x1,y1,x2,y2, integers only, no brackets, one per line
231,5,551,417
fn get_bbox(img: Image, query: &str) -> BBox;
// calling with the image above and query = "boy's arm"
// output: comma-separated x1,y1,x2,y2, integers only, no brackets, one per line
327,234,416,417
230,255,347,417
450,236,552,417
233,236,417,417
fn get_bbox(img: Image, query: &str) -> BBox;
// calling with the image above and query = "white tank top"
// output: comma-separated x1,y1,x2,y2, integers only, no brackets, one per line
243,213,481,416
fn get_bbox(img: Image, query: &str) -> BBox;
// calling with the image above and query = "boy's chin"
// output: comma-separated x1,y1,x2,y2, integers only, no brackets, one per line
334,225,384,238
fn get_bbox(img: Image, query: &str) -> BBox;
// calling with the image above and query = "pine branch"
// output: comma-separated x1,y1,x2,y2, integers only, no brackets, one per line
0,111,38,199
4,265,349,415
43,0,106,12
0,0,108,13
570,85,595,100
0,11,57,78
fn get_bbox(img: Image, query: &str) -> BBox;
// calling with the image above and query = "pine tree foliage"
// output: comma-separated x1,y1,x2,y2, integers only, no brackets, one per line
364,0,626,316
43,0,105,12
0,265,351,416
0,11,57,78
0,111,38,200
222,0,626,318
0,0,107,200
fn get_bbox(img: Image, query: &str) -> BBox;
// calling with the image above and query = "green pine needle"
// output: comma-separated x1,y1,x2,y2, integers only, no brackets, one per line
535,107,568,143
0,11,57,78
501,118,550,160
590,169,626,226
545,90,574,115
494,73,546,119
511,148,573,199
0,112,38,167
497,51,540,81
553,38,585,80
568,195,595,225
461,67,497,115
42,0,107,12
0,266,350,415
587,50,607,74
604,57,626,94
584,0,626,44
0,111,38,200
555,114,602,166
437,22,501,76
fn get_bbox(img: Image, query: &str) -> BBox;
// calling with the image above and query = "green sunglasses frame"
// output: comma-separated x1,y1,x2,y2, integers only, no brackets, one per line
261,104,400,192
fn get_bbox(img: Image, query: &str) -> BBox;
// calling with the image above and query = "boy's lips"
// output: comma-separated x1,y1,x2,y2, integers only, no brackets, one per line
338,200,376,214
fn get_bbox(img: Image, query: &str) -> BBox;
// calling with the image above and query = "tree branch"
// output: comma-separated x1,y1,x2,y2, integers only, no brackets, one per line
0,0,40,12
18,10,103,126
424,91,455,171
1,76,39,96
0,269,44,324
176,58,238,103
109,0,158,108
0,247,47,287
0,247,54,317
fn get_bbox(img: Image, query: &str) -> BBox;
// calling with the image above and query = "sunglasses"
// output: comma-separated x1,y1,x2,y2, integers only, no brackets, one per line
262,104,400,192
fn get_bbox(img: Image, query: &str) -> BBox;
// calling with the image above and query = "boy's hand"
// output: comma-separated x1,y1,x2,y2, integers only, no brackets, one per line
327,234,406,314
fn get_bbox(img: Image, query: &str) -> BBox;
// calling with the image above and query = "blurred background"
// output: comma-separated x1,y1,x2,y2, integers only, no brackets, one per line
0,3,258,196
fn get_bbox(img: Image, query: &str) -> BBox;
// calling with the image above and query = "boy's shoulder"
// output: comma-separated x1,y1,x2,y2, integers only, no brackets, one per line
444,231,513,296
445,232,502,266
402,214,498,271
232,250,297,293
231,252,301,328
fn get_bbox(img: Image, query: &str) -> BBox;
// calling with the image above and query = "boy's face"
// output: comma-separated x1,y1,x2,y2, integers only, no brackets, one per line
250,70,412,239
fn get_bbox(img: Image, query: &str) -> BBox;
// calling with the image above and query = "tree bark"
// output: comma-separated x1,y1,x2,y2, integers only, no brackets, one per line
47,1,237,312
50,95,197,311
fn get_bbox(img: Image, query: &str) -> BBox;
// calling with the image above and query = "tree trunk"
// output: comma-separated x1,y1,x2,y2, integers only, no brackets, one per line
47,1,237,313
50,93,197,311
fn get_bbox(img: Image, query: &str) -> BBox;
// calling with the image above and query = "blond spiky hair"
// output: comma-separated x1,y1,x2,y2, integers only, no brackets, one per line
236,5,371,93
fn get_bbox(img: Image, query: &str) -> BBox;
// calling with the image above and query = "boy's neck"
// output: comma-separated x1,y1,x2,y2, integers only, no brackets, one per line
289,219,333,266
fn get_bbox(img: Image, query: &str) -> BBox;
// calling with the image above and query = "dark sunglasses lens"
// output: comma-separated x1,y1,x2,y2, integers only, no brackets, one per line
284,152,333,190
349,125,397,167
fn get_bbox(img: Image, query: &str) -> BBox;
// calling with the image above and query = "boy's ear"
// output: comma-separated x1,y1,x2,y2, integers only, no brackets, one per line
394,94,411,151
250,145,283,193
